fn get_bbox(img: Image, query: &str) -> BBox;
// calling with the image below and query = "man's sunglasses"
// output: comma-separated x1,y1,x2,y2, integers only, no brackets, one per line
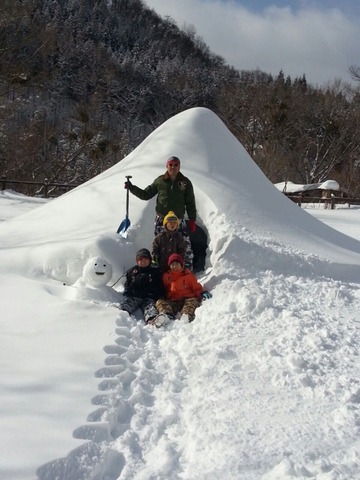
168,162,179,167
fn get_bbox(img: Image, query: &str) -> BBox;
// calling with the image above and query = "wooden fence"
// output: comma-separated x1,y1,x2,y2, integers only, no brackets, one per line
1,175,79,198
3,176,360,206
285,194,360,208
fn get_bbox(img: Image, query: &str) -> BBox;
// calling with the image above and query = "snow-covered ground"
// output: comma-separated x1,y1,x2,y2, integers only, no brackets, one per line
1,107,360,480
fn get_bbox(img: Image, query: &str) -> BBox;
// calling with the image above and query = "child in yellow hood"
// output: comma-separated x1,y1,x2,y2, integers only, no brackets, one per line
152,211,186,272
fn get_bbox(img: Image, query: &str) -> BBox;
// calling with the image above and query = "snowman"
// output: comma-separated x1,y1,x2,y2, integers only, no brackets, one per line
69,256,120,304
82,256,113,288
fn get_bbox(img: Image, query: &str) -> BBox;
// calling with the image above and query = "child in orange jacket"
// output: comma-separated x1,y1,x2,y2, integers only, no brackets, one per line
154,253,211,326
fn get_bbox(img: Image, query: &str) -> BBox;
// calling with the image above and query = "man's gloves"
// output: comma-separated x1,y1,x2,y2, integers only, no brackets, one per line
201,291,212,300
188,219,197,233
124,179,133,190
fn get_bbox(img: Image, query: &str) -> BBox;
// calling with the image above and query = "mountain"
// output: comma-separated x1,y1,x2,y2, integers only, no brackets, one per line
4,1,360,195
1,107,360,480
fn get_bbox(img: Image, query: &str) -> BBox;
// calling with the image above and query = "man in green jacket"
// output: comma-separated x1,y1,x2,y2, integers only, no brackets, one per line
125,156,197,269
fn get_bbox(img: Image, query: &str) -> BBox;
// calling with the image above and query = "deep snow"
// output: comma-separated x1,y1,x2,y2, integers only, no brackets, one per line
1,108,360,480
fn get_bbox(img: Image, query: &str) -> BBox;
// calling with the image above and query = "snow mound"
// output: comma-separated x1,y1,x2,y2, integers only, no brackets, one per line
1,108,360,285
2,107,360,480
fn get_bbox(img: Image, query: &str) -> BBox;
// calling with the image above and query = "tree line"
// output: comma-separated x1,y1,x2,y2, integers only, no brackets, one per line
1,0,360,195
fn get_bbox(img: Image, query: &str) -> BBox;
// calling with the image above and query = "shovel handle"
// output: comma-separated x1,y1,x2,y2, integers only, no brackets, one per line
125,175,132,217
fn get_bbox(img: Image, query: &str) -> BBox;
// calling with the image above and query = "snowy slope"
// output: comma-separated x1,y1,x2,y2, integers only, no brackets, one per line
1,107,360,480
2,108,360,283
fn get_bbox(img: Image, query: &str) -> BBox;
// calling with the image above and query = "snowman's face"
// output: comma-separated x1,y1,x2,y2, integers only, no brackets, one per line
82,256,113,287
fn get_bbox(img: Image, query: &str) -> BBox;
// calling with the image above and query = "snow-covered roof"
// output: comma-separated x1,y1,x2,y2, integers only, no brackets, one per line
275,180,340,193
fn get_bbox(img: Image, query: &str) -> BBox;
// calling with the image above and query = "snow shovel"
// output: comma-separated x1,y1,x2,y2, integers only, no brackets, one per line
117,175,132,236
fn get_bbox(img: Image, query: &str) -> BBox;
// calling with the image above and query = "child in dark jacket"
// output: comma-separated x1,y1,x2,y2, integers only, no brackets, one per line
155,253,211,326
120,248,165,324
152,211,186,273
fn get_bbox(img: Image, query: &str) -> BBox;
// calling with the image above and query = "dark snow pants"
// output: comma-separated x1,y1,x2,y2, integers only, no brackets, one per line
120,296,158,323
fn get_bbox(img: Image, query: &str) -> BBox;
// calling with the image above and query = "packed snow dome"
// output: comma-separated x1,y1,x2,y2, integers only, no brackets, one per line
1,108,360,480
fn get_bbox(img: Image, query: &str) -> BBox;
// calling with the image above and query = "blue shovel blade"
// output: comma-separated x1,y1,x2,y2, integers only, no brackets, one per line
117,217,130,235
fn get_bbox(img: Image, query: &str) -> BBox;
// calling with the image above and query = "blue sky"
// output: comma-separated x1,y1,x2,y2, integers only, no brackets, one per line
144,0,360,86
237,0,360,16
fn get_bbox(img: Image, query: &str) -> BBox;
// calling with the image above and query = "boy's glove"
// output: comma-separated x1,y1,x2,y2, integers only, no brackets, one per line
188,219,197,233
201,291,212,300
124,179,133,190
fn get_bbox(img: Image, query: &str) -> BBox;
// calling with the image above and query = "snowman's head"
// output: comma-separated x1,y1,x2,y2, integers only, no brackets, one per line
82,256,113,287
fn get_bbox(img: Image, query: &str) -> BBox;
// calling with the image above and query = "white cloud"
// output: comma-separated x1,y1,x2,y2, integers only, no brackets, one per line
144,0,360,86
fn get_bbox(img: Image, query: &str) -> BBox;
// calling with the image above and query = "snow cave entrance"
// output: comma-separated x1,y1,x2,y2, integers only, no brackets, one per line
186,221,208,273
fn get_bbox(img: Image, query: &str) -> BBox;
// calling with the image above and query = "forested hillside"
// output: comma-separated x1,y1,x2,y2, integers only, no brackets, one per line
1,0,360,194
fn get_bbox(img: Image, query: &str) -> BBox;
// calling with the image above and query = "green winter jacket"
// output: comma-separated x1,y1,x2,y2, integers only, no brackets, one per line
130,171,197,220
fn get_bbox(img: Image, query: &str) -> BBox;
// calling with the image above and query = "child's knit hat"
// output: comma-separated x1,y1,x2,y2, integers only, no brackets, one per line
163,211,179,227
136,248,151,261
168,253,184,267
